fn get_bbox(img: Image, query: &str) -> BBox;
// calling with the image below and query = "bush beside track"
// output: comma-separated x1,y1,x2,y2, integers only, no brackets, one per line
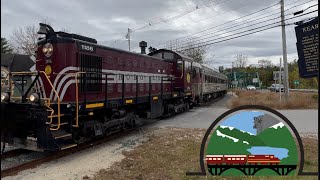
227,90,318,109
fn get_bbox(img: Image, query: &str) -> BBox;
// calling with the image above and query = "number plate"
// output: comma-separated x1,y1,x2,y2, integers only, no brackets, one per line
78,43,96,53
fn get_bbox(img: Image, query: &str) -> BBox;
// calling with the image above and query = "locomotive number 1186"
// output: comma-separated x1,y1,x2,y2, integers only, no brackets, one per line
80,44,94,52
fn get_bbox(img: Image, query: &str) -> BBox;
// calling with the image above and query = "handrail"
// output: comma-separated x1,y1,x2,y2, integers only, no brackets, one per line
73,71,114,127
38,71,62,131
9,72,38,75
74,71,86,128
8,71,61,129
178,60,184,79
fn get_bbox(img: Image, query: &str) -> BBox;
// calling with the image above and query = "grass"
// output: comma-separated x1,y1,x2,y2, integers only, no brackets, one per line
228,90,318,109
90,128,318,180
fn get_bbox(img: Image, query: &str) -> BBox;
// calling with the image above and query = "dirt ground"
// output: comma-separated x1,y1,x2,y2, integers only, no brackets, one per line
91,128,319,180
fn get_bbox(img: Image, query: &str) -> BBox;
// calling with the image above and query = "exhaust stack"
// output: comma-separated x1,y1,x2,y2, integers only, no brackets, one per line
139,41,147,54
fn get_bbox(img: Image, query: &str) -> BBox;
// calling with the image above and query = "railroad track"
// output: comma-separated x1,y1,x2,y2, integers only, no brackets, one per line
0,117,162,178
1,95,225,178
0,129,137,178
1,149,33,160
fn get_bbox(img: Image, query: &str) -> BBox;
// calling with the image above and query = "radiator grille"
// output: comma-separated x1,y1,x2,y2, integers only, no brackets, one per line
79,54,102,92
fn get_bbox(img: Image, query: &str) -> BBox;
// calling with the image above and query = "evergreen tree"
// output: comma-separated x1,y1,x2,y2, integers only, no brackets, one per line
1,37,13,54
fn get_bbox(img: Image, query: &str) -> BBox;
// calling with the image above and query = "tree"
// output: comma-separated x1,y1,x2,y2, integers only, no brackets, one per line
148,46,157,53
10,19,66,55
234,54,248,68
258,59,273,69
10,25,38,55
178,41,208,63
218,66,224,73
1,37,13,54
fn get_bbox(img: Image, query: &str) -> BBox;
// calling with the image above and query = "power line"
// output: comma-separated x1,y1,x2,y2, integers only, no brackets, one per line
171,2,317,50
175,0,313,45
158,2,281,47
177,9,318,51
173,10,282,49
131,0,235,32
158,0,315,48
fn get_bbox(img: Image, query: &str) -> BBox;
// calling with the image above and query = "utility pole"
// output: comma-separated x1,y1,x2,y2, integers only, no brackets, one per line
231,62,234,95
127,28,131,51
279,58,282,105
280,0,289,101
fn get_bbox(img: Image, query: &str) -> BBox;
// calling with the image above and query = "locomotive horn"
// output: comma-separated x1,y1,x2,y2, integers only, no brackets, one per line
139,41,147,54
38,23,56,37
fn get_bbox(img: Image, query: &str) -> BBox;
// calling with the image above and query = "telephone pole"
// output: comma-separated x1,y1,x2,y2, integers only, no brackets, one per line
127,28,131,51
279,58,282,105
280,0,289,101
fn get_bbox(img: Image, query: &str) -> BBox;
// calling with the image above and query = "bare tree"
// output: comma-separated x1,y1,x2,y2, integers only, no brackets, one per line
11,25,38,55
178,41,208,63
258,59,273,69
10,20,69,55
234,54,248,68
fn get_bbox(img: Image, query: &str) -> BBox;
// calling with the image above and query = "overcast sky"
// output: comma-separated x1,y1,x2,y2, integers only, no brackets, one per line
1,0,317,69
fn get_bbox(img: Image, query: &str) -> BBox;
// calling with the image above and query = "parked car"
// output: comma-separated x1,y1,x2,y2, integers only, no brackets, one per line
269,84,284,92
246,85,256,90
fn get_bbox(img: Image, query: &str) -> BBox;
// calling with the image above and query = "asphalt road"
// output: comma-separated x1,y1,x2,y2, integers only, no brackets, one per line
150,94,318,135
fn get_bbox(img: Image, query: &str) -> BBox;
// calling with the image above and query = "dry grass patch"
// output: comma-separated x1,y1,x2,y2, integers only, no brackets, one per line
90,128,318,180
228,90,318,109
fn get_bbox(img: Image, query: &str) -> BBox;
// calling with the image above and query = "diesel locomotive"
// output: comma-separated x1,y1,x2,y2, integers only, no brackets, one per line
1,23,227,151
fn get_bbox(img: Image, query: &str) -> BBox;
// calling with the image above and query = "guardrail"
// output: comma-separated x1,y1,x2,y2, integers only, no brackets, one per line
289,89,318,93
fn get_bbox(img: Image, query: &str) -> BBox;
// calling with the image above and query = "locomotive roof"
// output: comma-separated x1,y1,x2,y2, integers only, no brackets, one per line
37,24,166,62
38,34,167,62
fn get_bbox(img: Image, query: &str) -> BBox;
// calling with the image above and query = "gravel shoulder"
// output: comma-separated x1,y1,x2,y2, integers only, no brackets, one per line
2,130,150,180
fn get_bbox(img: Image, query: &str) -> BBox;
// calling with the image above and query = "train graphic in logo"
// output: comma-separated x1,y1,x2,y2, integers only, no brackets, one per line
206,154,280,165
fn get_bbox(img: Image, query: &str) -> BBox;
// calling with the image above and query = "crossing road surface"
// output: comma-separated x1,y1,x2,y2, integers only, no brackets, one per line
151,94,318,135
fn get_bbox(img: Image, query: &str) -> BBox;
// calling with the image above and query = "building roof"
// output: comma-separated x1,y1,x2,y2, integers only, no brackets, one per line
1,54,35,71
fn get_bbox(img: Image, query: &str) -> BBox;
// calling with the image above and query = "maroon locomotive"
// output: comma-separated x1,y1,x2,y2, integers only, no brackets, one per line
1,23,227,151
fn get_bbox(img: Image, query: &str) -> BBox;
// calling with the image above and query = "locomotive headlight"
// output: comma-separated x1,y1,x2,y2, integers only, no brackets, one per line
42,43,53,57
29,93,39,102
1,92,9,102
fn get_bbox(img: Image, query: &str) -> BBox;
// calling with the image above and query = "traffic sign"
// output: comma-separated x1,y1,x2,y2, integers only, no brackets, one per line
273,71,284,81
